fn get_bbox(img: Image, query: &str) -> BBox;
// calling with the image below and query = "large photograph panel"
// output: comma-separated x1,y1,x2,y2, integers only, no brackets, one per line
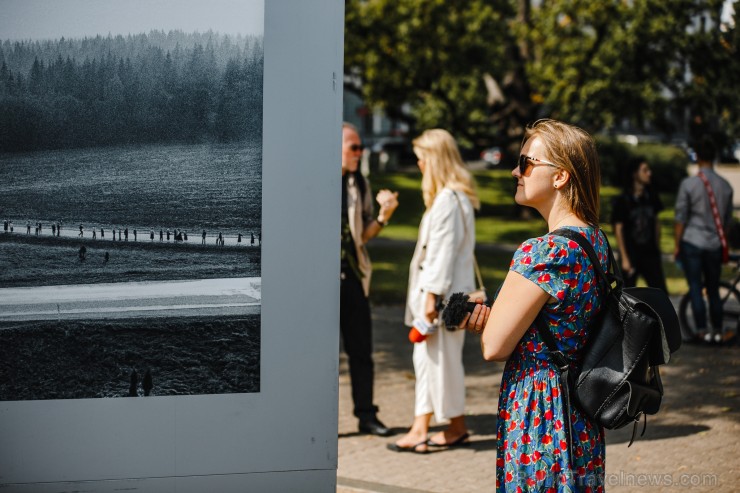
0,0,264,400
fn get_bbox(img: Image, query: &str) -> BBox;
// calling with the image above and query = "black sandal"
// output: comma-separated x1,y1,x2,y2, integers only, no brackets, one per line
386,440,428,454
426,432,470,448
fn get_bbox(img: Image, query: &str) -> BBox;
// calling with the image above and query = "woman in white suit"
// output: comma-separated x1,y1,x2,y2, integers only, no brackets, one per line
388,129,480,453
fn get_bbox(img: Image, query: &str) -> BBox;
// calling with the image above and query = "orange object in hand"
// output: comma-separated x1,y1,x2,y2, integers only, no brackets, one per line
408,318,436,343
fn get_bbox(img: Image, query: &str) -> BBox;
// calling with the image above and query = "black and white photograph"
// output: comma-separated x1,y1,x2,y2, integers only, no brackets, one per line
0,0,265,400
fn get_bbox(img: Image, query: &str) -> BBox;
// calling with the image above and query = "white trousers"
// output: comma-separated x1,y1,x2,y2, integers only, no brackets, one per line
412,326,466,423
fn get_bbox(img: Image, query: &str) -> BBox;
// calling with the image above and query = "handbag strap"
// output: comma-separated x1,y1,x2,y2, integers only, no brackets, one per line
452,191,485,292
697,170,729,263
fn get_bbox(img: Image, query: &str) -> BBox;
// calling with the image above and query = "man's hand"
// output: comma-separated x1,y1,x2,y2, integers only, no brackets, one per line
376,189,399,222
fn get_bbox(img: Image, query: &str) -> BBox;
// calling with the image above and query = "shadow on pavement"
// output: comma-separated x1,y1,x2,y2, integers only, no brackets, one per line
606,423,712,445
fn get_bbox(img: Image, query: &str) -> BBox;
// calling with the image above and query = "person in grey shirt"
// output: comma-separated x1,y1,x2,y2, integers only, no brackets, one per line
674,136,733,344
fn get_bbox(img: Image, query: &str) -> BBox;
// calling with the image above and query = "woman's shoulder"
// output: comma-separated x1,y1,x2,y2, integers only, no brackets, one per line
515,227,605,260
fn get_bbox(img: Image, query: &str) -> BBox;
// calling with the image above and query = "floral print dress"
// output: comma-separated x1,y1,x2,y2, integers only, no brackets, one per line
496,226,607,493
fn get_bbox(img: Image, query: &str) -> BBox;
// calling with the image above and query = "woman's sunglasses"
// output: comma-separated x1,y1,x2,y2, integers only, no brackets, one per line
518,154,558,174
349,144,364,152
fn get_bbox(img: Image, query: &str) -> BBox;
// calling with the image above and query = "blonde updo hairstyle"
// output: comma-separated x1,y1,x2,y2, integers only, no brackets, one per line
522,119,601,226
412,129,480,210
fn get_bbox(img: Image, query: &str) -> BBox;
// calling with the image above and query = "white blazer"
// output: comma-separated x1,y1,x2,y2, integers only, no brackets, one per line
405,188,476,326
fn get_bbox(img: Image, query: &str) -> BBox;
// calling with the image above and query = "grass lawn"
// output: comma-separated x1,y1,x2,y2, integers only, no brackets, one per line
367,169,689,305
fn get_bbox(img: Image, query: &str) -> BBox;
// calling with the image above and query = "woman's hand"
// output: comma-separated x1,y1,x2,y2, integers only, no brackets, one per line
460,298,490,334
424,292,439,324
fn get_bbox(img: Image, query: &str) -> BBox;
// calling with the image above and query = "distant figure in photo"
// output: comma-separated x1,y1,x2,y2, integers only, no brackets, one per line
9,221,12,232
167,229,170,241
51,223,55,235
150,230,154,241
27,221,31,234
143,370,153,396
57,222,61,236
78,224,83,237
118,228,122,241
101,228,104,238
251,232,255,246
128,370,138,397
237,233,242,244
92,228,97,240
78,245,87,261
218,232,223,246
160,229,163,241
133,229,137,241
183,231,188,241
38,222,42,234
3,220,7,232
202,230,206,244
124,227,129,241
104,251,109,264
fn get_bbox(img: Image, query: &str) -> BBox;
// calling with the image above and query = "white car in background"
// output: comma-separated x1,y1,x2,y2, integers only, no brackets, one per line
480,146,503,168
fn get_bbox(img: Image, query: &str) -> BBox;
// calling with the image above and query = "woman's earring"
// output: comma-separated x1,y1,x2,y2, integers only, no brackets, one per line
554,184,558,189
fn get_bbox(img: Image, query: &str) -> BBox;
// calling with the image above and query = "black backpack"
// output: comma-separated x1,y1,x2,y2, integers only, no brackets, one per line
535,228,681,463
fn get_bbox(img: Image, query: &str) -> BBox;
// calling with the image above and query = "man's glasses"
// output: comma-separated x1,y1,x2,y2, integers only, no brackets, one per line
350,144,364,152
518,154,558,174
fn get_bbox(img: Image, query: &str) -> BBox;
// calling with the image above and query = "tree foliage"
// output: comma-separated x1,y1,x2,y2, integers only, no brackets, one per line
0,31,264,152
345,0,739,151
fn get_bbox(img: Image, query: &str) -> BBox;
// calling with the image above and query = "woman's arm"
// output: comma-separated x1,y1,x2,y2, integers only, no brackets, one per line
463,270,552,361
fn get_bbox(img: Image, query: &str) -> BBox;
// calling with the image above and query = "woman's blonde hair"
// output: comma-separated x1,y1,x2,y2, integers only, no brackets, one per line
522,119,601,226
412,129,480,210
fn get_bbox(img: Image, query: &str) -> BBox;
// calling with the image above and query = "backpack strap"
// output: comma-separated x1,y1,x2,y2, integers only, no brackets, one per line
551,227,622,292
533,227,614,470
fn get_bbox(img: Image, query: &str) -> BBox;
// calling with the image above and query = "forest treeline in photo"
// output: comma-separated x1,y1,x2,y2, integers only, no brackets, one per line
0,30,264,152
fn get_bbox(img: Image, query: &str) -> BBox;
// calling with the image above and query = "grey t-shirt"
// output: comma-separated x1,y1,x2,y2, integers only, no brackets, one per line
674,167,733,250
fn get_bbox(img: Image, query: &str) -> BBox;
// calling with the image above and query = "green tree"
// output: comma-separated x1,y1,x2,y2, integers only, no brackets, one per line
345,0,739,150
345,0,515,149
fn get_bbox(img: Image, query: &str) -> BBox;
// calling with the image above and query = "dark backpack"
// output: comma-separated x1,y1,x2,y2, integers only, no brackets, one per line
535,228,681,463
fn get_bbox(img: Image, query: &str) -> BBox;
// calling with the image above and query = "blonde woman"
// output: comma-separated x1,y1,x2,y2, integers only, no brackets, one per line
388,129,480,454
463,120,606,490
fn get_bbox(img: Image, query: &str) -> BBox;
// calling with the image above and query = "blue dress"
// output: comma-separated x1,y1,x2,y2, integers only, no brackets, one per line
496,226,607,492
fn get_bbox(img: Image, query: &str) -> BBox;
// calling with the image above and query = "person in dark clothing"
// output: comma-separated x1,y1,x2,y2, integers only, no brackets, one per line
340,123,399,437
611,157,667,291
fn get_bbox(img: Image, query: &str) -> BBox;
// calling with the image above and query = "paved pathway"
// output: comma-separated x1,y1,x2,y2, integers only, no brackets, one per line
337,303,740,493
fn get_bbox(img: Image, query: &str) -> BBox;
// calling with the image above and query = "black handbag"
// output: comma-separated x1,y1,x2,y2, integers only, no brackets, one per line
535,228,681,465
